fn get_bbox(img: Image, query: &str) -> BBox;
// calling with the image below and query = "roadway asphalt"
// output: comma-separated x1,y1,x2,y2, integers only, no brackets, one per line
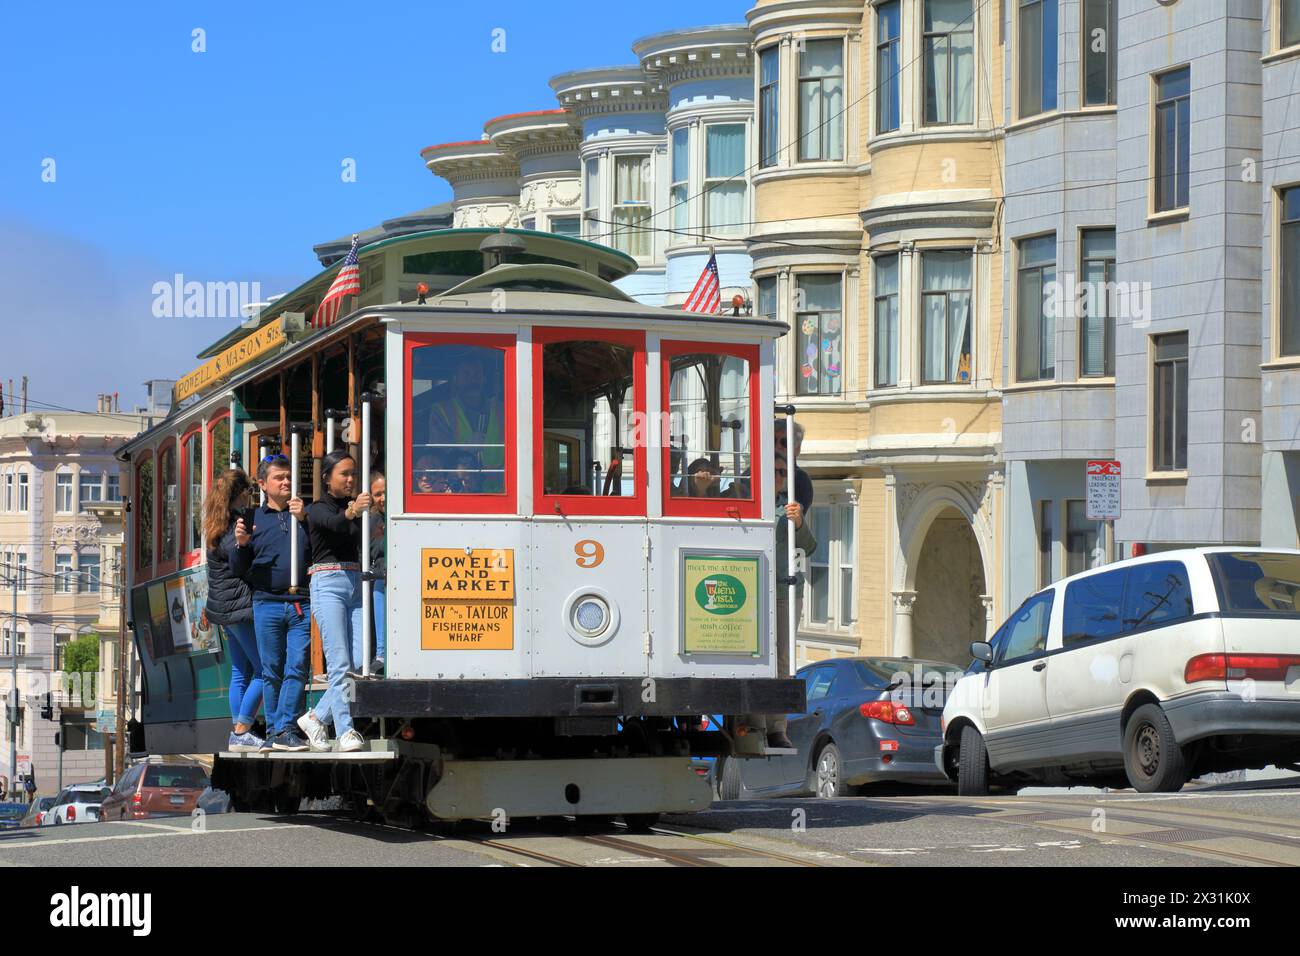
5,774,1298,868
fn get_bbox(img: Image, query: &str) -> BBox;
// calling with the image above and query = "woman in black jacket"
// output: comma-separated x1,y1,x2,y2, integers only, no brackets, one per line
204,468,264,752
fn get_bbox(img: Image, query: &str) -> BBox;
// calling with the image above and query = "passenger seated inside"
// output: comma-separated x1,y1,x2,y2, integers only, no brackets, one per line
666,352,752,501
685,458,722,498
409,344,506,495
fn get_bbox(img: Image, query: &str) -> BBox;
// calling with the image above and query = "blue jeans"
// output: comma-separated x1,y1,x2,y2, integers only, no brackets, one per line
360,578,387,666
309,570,361,736
223,620,264,727
253,599,312,736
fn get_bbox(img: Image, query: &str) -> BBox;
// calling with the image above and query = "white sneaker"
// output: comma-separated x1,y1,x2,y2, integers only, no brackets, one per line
338,730,366,753
297,711,332,752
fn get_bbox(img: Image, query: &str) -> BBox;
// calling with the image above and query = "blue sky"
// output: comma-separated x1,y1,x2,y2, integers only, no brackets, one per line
0,0,747,412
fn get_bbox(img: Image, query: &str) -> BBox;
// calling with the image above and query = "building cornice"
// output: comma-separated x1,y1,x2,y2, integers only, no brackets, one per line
421,140,520,185
549,66,667,118
633,24,753,87
484,110,582,162
746,0,865,41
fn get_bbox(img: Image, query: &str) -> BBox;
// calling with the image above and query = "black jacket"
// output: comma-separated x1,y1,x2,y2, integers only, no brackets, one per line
205,524,252,624
307,495,361,568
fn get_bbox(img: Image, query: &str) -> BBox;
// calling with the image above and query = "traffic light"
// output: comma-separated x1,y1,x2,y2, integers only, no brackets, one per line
41,692,52,721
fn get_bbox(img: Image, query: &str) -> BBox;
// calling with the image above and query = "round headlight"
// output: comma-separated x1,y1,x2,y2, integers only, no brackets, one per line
573,597,610,637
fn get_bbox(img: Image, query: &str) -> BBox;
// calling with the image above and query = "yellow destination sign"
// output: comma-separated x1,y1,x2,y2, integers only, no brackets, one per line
173,321,287,404
421,548,514,599
421,601,514,650
420,548,515,651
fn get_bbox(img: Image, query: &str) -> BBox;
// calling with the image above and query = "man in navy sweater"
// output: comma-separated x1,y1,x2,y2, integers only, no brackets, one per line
230,454,312,751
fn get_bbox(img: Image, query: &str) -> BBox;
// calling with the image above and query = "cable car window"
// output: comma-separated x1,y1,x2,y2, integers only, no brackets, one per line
535,329,646,516
661,341,761,519
158,443,178,567
667,353,752,500
410,344,507,495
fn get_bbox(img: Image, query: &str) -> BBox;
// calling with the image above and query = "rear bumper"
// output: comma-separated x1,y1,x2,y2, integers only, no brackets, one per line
354,677,805,719
1164,693,1300,745
844,735,950,786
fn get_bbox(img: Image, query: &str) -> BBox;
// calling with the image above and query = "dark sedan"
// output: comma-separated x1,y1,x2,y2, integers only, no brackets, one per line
720,656,964,799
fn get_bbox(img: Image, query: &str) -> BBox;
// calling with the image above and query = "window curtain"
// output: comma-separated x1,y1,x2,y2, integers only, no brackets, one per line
874,255,899,386
800,41,843,160
706,125,746,234
760,48,780,166
616,156,648,204
923,252,972,382
924,0,974,125
877,2,901,133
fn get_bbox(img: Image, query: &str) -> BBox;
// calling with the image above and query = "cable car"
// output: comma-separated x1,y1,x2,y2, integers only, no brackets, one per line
116,228,803,825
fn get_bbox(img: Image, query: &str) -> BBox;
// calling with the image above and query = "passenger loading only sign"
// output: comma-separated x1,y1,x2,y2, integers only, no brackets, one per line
420,548,515,650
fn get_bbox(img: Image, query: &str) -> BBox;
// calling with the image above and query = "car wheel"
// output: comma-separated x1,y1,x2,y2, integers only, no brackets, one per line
717,757,742,801
957,725,991,796
1123,703,1187,793
813,742,851,798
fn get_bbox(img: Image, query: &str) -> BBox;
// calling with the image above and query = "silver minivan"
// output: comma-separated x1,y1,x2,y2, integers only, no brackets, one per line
938,548,1300,794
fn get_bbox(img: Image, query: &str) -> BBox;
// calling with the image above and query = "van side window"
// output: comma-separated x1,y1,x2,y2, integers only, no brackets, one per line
998,590,1055,664
1122,561,1194,630
1063,568,1127,645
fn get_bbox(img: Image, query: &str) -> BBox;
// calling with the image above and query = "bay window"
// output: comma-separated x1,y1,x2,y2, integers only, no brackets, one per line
1082,0,1117,106
924,0,974,126
877,1,901,134
1016,234,1056,382
613,155,652,258
795,274,844,396
705,124,746,235
670,128,689,234
759,46,780,166
1080,228,1115,377
1018,0,1058,118
920,250,973,384
1282,186,1300,356
583,156,600,241
873,254,900,387
803,497,856,630
798,39,844,162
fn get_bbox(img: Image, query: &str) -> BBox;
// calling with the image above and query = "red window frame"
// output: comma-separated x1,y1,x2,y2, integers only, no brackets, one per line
134,451,154,578
533,327,647,517
404,332,517,515
179,425,203,567
206,409,230,487
155,438,178,577
661,340,763,520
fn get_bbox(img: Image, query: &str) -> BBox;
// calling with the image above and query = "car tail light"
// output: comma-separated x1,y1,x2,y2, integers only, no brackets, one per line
859,700,916,726
1186,653,1300,683
132,792,143,807
67,806,75,822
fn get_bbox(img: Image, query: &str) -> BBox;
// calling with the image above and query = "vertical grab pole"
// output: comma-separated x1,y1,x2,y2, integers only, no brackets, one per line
360,394,373,677
784,411,796,676
289,429,300,595
325,415,335,455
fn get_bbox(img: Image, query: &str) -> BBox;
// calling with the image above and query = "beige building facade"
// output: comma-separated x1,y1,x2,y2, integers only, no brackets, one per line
746,0,1005,667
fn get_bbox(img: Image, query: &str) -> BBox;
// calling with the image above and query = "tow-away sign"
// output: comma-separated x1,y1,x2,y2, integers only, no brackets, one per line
1086,460,1122,521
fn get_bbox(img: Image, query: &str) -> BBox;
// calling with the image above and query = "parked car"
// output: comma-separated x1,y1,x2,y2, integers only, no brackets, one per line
99,761,210,821
19,796,57,828
939,548,1300,795
719,656,964,799
0,802,28,831
44,784,112,825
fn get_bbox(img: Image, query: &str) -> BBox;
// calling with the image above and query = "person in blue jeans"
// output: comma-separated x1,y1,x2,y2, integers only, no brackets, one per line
297,450,372,753
366,471,386,675
203,468,263,751
230,454,312,752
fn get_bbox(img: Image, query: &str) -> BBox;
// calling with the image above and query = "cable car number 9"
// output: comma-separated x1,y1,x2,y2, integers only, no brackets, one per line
574,540,604,568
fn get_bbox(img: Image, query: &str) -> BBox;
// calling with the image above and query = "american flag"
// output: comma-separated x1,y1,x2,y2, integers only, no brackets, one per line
682,250,721,314
312,235,362,329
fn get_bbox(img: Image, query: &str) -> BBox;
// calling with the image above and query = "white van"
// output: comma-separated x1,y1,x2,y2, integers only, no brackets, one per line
938,548,1300,794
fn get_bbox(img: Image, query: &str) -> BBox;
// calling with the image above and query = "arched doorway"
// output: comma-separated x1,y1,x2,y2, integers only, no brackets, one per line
911,506,987,665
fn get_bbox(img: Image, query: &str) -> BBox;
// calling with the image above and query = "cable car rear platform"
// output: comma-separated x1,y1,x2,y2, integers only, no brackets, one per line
350,677,805,719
